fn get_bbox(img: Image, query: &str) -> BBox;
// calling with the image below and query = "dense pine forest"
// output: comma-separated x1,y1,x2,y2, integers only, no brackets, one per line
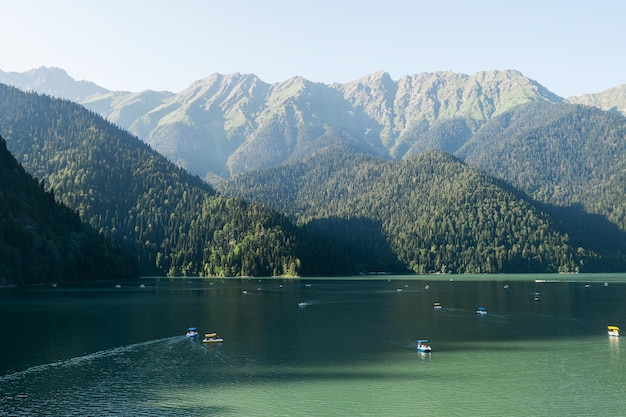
219,148,625,274
458,102,626,233
0,136,138,285
0,84,352,280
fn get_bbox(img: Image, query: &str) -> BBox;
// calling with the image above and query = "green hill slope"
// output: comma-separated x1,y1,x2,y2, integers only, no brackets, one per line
0,136,138,285
219,149,619,273
0,84,350,277
457,102,626,230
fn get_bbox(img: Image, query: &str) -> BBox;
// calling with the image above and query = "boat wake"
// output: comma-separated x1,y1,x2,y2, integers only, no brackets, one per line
0,336,182,383
0,336,233,416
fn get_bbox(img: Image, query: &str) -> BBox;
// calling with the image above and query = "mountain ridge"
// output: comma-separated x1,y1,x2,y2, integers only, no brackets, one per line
0,67,566,181
2,66,626,184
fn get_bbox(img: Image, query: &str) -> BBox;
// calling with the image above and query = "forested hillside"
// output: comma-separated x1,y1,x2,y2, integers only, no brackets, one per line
457,103,626,233
0,136,138,285
219,149,621,274
0,84,352,277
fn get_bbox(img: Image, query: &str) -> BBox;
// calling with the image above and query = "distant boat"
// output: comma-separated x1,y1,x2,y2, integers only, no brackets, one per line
476,307,487,315
533,292,541,302
202,332,223,343
608,325,620,337
298,301,307,307
433,302,442,309
417,339,432,353
186,327,199,337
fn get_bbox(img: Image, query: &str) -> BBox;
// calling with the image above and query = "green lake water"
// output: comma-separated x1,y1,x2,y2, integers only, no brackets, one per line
1,274,625,416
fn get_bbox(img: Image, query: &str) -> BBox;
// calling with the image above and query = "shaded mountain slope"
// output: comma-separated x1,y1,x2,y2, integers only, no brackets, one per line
457,102,626,231
0,83,351,277
0,136,138,285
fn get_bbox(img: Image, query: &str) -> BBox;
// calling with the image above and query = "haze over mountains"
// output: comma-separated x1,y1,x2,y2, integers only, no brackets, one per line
2,66,626,278
2,67,625,183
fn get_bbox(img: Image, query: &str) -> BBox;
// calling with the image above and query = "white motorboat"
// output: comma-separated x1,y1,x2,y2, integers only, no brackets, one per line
417,339,432,353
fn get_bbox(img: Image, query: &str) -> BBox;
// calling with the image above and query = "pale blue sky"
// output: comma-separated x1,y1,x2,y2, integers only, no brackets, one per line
1,0,624,97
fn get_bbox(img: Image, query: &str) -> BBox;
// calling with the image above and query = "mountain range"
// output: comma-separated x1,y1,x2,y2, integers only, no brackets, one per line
1,66,626,277
2,67,625,184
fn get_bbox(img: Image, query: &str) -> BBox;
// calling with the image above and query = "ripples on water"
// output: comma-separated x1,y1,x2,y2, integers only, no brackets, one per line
1,337,189,416
2,277,626,416
2,333,625,416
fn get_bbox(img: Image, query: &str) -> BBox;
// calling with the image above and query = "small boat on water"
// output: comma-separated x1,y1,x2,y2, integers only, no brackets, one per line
476,307,487,315
298,301,307,307
417,339,432,353
202,332,224,343
186,327,199,337
608,325,620,337
433,302,442,309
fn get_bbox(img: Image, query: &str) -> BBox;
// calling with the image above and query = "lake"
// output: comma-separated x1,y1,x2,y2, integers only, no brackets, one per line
1,274,625,416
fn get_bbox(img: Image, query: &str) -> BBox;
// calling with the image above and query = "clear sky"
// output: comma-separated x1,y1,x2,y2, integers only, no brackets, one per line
1,0,624,98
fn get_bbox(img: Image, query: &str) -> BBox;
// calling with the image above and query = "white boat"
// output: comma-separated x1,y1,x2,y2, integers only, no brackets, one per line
186,327,199,337
298,301,307,307
608,325,620,337
476,307,487,315
417,339,432,353
433,302,442,309
202,332,224,343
